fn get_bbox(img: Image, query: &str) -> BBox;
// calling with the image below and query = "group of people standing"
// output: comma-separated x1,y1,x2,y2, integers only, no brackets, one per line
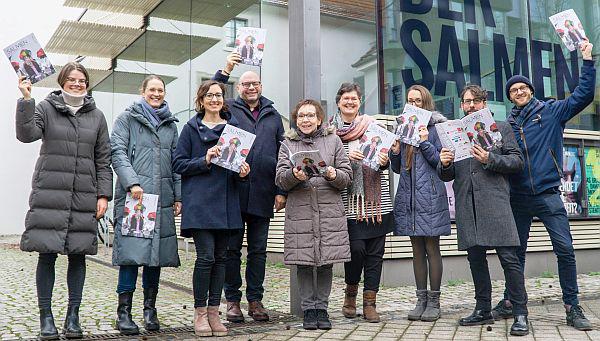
15,40,594,340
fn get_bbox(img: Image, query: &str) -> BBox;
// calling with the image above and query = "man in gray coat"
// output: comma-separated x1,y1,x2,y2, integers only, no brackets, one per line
438,85,529,336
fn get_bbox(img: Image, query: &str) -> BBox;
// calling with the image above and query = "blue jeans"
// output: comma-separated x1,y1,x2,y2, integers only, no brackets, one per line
504,190,579,306
117,265,161,294
224,213,269,302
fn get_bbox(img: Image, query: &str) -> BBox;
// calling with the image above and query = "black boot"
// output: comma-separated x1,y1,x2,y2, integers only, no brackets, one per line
302,309,318,330
115,292,139,335
39,308,59,340
510,315,529,336
143,287,160,331
63,305,83,339
316,309,332,330
458,309,494,326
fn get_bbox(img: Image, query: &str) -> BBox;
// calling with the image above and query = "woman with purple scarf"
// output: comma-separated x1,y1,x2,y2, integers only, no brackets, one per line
330,83,394,323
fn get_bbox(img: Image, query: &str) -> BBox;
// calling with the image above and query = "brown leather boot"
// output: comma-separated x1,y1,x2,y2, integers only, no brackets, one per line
342,284,359,318
248,301,269,322
193,307,211,337
207,306,228,337
363,290,380,323
225,301,244,323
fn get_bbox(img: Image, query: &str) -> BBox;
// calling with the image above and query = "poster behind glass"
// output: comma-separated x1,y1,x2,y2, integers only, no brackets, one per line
560,146,583,216
584,147,600,216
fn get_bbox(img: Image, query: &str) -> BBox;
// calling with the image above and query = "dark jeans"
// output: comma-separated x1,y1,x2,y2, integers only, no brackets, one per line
192,229,230,308
344,235,386,292
36,253,86,309
116,265,161,294
467,246,528,315
504,191,579,306
224,213,269,302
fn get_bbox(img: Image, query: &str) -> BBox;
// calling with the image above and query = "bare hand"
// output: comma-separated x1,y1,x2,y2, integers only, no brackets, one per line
378,152,389,167
173,202,182,216
18,76,32,100
348,150,365,162
206,146,221,165
274,194,287,212
440,148,455,167
130,185,144,200
418,126,429,142
292,167,308,181
391,140,400,155
224,51,241,73
471,145,489,164
324,166,337,181
96,197,108,219
580,41,593,61
239,161,251,178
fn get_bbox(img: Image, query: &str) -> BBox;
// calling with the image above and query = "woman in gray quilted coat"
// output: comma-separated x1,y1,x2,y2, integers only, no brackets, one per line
390,85,451,322
16,62,113,340
110,75,181,335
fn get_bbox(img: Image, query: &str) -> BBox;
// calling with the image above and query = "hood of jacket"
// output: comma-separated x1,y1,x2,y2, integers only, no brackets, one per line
186,110,239,142
428,112,448,126
232,95,276,114
45,90,97,114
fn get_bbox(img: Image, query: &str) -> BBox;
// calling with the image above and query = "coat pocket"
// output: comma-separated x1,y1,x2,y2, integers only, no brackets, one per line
548,147,563,178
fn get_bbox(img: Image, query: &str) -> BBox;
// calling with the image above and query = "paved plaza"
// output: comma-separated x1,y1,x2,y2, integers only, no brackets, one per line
2,235,600,340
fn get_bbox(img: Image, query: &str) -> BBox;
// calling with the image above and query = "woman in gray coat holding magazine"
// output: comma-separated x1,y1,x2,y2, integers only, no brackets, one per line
111,75,181,335
276,99,352,331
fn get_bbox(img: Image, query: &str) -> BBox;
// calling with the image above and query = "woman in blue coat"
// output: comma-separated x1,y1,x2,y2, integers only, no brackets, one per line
390,85,451,322
172,80,250,337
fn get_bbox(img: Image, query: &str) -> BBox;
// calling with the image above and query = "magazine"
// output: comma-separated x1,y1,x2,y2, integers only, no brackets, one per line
290,149,328,177
435,107,502,162
3,33,56,84
352,122,397,171
235,27,267,67
121,193,159,239
212,124,256,173
395,104,433,147
549,9,587,52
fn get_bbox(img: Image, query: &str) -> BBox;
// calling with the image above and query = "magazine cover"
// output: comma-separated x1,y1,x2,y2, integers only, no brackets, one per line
395,104,432,147
290,150,327,177
435,120,472,162
549,9,587,52
461,108,502,151
358,122,397,170
3,33,55,84
235,27,267,67
121,193,159,239
212,124,256,173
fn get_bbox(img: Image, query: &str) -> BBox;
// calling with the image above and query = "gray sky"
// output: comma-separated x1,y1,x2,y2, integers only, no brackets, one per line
0,1,81,234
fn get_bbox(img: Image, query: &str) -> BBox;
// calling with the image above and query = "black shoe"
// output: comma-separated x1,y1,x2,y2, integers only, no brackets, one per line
510,315,529,336
566,305,593,331
316,309,332,330
39,308,59,340
63,305,83,339
143,287,160,331
302,309,318,330
491,300,513,320
115,292,140,335
458,309,494,326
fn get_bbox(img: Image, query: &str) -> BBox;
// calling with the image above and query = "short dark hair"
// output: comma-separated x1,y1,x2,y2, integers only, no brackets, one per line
291,99,325,124
141,75,165,92
57,62,89,88
460,84,488,102
195,80,228,113
335,82,362,105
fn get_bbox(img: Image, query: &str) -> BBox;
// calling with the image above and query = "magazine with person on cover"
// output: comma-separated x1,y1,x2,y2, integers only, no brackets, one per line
395,104,433,147
3,33,55,84
549,9,588,52
353,122,396,171
212,124,256,173
435,107,502,162
235,27,267,67
121,193,159,239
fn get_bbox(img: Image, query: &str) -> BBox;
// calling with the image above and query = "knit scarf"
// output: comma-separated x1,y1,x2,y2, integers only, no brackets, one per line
331,111,382,223
137,98,172,128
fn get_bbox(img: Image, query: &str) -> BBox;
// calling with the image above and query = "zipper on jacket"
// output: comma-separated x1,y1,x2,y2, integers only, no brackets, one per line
549,147,563,178
518,126,536,195
131,145,136,164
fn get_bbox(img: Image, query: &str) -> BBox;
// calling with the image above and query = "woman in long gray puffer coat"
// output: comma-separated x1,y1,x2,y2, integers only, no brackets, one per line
16,62,113,340
276,99,352,331
110,75,181,335
390,85,451,323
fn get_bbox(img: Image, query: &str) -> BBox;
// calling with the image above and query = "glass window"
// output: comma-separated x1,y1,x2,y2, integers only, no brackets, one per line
585,147,600,217
225,18,248,48
561,145,584,217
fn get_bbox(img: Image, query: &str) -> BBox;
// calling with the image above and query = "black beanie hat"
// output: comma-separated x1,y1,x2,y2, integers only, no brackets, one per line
505,75,534,99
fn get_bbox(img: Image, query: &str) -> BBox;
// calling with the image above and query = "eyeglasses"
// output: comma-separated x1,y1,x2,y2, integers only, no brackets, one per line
407,98,423,105
66,77,87,85
509,85,530,96
461,98,484,105
297,113,317,121
205,93,223,99
240,81,261,89
341,97,360,103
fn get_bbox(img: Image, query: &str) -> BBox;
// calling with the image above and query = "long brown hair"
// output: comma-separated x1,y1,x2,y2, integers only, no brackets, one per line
405,85,435,170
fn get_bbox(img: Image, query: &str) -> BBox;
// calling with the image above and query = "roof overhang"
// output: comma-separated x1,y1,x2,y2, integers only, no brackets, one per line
151,0,258,26
92,71,176,94
63,0,162,16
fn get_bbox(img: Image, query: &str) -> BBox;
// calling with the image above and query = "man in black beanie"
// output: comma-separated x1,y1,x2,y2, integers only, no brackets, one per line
495,41,595,331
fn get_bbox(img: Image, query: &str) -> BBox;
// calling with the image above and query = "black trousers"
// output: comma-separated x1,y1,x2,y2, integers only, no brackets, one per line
36,253,86,309
344,235,386,291
191,229,230,307
466,246,528,315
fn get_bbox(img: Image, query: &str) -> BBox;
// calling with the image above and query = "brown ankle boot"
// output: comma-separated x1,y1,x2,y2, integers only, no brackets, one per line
342,284,359,318
207,306,228,337
226,301,244,323
363,290,380,323
248,301,269,322
194,307,211,337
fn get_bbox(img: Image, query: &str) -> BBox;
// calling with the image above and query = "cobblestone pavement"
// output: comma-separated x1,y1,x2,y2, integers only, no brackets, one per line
2,235,600,340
